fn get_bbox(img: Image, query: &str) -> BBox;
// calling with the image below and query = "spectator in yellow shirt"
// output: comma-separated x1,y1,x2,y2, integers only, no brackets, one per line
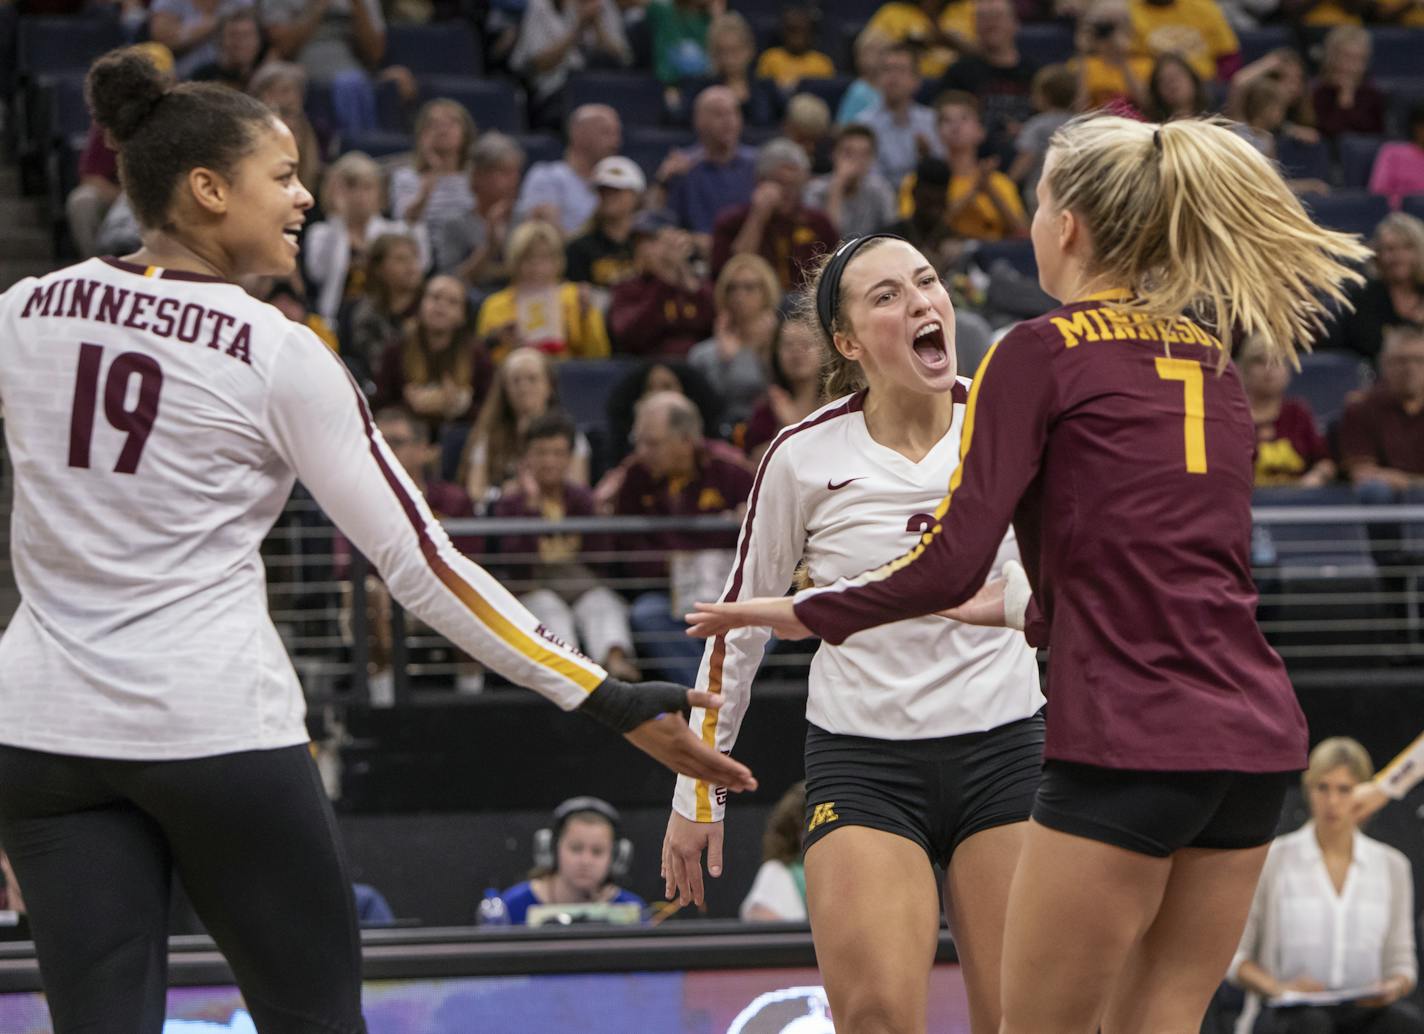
755,7,837,92
897,91,1027,240
476,220,611,362
1070,0,1152,111
1128,0,1241,82
866,0,975,78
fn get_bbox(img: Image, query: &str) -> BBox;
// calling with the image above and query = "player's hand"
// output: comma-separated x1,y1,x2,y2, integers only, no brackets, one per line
1350,781,1389,823
662,811,726,907
938,579,1006,626
624,710,757,791
686,597,812,640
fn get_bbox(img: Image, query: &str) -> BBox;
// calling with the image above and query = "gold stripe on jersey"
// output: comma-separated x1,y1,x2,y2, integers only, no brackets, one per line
144,266,160,277
695,633,730,820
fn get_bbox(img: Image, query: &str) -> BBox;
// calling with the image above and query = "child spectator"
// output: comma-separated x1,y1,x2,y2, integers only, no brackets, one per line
740,317,824,465
1238,335,1335,487
688,255,780,430
434,132,526,292
305,151,427,326
1370,103,1424,210
374,274,493,438
1146,53,1207,123
711,138,837,290
609,210,716,358
739,782,808,921
566,156,645,304
1008,64,1075,203
460,348,593,505
510,0,632,130
899,91,1026,241
493,412,639,680
853,42,944,188
755,7,835,92
475,221,611,362
342,232,427,390
390,99,478,234
1311,25,1385,140
837,26,891,125
805,123,898,238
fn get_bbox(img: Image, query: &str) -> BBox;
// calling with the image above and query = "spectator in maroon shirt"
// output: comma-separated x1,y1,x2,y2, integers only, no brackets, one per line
608,209,715,359
1311,26,1385,140
711,138,838,292
1337,325,1424,496
740,316,825,465
1239,335,1335,487
492,412,640,681
616,391,752,683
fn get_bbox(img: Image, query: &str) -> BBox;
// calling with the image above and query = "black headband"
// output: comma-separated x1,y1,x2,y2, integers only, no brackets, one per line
816,233,907,337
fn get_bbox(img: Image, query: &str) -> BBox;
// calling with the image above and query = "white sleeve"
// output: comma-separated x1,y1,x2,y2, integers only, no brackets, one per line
262,327,607,709
302,221,341,289
1383,849,1418,986
672,439,806,823
1377,730,1424,800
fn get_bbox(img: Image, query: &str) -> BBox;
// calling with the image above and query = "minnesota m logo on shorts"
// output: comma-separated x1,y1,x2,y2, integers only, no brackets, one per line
807,802,839,832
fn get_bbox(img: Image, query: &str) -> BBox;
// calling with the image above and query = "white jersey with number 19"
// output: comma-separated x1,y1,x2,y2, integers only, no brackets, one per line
0,258,606,760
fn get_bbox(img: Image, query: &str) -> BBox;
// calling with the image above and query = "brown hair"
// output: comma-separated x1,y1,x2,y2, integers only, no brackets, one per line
461,348,561,490
400,276,474,387
1042,114,1371,365
364,232,422,314
795,238,905,398
762,782,807,864
413,98,477,174
715,254,782,314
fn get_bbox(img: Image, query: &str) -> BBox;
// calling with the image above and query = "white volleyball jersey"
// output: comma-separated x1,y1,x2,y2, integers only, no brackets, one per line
674,386,1044,823
0,258,605,760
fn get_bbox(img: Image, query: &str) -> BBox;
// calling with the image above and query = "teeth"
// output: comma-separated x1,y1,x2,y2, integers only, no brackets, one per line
914,323,940,339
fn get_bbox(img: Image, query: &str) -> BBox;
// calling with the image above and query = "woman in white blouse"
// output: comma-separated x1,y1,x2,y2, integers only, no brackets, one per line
1230,737,1422,1034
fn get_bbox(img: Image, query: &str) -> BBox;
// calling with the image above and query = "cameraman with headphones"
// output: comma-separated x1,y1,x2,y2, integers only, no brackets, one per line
497,797,645,924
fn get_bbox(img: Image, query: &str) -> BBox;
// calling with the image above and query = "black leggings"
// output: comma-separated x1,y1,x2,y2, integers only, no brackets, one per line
0,744,366,1034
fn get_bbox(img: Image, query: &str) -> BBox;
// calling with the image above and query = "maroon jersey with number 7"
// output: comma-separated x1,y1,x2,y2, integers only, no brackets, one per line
795,295,1308,773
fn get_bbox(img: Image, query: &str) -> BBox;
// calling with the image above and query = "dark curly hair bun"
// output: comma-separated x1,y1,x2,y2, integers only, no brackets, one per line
86,48,170,145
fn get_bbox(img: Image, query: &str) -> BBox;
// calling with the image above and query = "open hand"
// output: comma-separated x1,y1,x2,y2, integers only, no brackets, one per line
686,597,812,640
662,811,726,907
624,705,757,790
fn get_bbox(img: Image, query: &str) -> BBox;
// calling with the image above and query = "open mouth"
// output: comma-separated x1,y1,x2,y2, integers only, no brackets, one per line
911,321,950,371
282,226,303,250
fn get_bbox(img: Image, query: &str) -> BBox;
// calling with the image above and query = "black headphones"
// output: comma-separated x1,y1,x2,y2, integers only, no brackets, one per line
532,796,633,883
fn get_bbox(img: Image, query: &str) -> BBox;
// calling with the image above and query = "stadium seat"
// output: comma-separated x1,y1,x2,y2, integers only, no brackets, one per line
16,15,124,76
564,71,666,128
1402,487,1424,560
39,73,88,142
1304,191,1389,236
384,21,481,77
1015,23,1075,65
1236,26,1289,65
555,358,642,467
339,130,413,158
514,132,563,168
796,77,853,115
1253,485,1374,564
1275,136,1330,184
1368,28,1418,80
973,239,1037,278
1377,76,1424,138
818,0,882,23
1291,350,1371,432
1337,134,1384,190
1403,195,1424,221
624,126,695,179
418,75,524,134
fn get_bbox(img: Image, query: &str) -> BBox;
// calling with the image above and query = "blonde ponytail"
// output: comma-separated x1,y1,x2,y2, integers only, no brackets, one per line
1044,114,1371,365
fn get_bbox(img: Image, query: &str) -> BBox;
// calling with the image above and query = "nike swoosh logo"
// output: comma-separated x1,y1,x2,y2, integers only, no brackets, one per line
827,477,865,491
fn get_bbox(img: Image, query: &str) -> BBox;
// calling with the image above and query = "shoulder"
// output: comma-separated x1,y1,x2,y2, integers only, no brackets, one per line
499,880,537,906
762,393,864,461
1359,832,1411,874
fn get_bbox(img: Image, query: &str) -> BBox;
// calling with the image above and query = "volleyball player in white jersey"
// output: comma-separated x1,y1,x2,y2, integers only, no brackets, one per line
0,48,753,1034
662,235,1045,1034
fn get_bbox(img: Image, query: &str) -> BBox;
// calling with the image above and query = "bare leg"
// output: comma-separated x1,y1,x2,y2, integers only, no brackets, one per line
999,820,1172,1034
1100,844,1270,1034
943,822,1026,1034
805,826,941,1034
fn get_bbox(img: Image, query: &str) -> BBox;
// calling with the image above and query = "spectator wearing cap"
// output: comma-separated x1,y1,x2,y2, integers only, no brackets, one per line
805,124,897,238
853,43,944,189
710,138,837,291
511,0,633,131
882,156,961,271
566,156,645,305
515,104,623,236
608,210,715,359
190,8,266,90
434,132,528,293
659,86,759,241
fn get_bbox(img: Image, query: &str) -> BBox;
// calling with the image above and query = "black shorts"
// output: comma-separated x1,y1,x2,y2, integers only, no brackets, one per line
802,711,1045,869
1033,759,1294,858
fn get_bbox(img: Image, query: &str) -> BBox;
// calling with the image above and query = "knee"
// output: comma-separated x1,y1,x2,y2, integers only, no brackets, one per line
831,993,920,1034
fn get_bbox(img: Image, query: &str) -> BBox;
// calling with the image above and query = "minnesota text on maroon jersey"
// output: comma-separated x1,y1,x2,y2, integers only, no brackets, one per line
18,278,253,365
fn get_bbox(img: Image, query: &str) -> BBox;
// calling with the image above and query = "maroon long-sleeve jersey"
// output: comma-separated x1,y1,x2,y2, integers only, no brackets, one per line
795,295,1308,773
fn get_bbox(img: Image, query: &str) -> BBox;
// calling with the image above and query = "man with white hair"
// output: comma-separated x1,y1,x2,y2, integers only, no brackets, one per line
515,103,622,234
710,137,837,291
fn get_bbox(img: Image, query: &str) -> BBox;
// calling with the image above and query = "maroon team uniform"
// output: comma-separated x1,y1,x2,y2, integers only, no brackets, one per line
797,294,1308,777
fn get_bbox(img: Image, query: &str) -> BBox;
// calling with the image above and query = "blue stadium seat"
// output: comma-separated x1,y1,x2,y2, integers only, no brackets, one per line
384,21,481,77
555,358,642,436
624,126,695,179
564,71,666,128
819,0,882,23
973,238,1037,278
1403,194,1424,221
795,76,853,113
1337,134,1384,190
40,73,88,142
1015,23,1075,65
340,130,413,158
16,15,124,76
1252,485,1376,569
1304,191,1389,236
1368,28,1418,80
375,77,407,132
1237,26,1289,65
1275,136,1330,183
1377,76,1424,138
418,75,524,134
1291,350,1371,431
514,132,562,168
